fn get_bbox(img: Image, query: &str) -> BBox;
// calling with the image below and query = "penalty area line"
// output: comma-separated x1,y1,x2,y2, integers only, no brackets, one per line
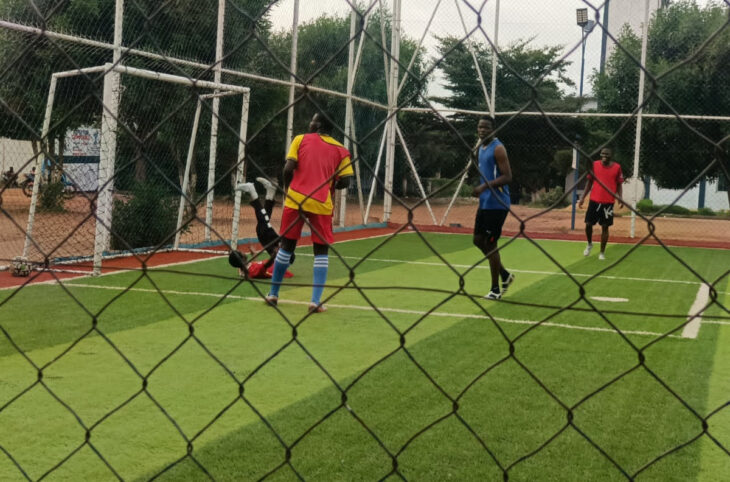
62,282,682,339
682,283,710,339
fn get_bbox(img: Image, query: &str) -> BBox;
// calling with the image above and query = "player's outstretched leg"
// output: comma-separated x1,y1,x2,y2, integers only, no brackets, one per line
256,177,278,200
235,182,258,200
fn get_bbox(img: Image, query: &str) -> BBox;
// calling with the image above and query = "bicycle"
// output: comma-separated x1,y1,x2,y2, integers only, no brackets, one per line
22,171,76,199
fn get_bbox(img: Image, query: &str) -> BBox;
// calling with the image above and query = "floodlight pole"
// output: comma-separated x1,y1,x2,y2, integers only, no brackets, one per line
630,0,651,238
571,11,594,231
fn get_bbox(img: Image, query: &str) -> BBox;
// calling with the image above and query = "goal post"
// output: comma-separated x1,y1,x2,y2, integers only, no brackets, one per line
23,63,250,275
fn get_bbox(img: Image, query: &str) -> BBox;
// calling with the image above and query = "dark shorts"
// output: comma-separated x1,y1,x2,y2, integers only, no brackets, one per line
474,209,508,243
585,200,615,226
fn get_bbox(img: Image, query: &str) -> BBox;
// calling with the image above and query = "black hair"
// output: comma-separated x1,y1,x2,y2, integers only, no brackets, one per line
479,115,496,127
315,112,334,134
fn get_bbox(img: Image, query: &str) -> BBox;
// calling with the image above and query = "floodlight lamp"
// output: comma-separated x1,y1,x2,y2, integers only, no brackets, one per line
576,8,589,27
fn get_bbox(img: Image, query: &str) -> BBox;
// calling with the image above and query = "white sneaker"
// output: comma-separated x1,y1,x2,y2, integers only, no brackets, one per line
501,273,515,293
598,252,606,260
235,182,257,199
583,244,593,257
256,177,278,199
484,290,501,300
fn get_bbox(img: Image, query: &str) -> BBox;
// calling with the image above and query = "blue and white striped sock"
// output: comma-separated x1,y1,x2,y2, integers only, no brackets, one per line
268,249,292,298
311,255,329,305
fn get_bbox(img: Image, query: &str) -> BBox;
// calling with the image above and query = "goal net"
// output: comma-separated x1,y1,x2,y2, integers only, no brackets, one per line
20,63,250,275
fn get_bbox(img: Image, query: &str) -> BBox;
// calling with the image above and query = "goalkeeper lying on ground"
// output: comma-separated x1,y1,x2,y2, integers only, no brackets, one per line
227,177,294,279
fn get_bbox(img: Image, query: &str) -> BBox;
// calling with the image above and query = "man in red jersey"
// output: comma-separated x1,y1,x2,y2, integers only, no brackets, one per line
266,112,353,313
579,147,624,260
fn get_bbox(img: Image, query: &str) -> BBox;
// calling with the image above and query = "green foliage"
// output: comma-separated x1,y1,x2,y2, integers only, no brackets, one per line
637,198,717,217
37,181,67,212
636,198,657,213
433,36,583,194
110,182,179,250
697,207,716,216
593,2,730,189
531,186,569,208
662,204,691,215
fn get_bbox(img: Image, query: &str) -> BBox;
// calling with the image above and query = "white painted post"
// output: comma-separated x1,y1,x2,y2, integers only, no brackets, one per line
286,0,300,153
205,0,226,241
337,8,358,228
630,0,651,238
230,91,250,248
490,0,500,118
383,0,401,222
174,99,203,249
94,63,121,275
23,75,58,258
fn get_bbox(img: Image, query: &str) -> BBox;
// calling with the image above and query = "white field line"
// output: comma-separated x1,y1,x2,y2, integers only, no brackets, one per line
590,296,629,303
682,284,711,339
300,253,703,286
62,283,682,339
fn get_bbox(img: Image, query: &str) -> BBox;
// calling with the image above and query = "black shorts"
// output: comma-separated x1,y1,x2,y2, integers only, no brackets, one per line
474,209,508,243
585,200,615,226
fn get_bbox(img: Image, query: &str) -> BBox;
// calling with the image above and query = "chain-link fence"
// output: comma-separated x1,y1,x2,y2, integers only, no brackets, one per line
0,0,729,480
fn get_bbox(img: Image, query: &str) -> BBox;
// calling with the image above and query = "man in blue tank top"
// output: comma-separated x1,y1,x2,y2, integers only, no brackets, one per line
472,116,514,300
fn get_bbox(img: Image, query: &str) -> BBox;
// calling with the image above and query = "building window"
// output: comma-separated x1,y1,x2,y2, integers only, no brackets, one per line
718,175,728,192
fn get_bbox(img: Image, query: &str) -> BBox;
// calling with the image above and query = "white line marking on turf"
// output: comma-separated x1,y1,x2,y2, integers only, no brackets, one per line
298,253,702,286
682,283,710,339
704,320,730,326
590,296,629,303
62,283,682,339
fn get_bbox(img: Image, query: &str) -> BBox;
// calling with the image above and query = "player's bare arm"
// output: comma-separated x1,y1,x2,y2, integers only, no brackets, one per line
579,178,593,208
283,158,297,186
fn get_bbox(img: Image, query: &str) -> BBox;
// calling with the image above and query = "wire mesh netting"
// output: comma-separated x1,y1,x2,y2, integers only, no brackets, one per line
0,0,729,480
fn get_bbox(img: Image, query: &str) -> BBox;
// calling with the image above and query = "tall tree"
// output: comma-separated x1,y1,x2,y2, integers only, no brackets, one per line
432,36,580,196
592,1,730,203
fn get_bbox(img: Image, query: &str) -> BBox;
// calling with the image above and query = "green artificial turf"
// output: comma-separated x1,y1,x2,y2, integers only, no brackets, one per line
0,233,728,480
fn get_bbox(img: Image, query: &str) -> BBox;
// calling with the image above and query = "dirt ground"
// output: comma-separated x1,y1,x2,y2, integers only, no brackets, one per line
1,188,729,268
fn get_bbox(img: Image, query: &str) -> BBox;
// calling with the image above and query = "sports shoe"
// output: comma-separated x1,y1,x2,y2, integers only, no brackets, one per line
484,290,501,300
308,302,327,313
264,295,278,306
501,273,515,293
583,244,593,257
235,182,257,199
256,177,278,199
598,252,606,260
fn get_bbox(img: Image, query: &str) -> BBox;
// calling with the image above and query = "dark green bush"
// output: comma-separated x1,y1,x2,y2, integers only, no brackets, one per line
662,204,691,215
697,207,716,216
532,187,569,208
37,181,67,212
111,182,179,250
636,198,657,214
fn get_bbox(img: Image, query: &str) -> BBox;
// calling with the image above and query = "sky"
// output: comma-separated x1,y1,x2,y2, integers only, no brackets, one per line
267,0,609,101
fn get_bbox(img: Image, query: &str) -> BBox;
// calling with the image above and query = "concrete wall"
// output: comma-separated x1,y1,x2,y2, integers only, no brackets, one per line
649,179,729,212
0,138,35,175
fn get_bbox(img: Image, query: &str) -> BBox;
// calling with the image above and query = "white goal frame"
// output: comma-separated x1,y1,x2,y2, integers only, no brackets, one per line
23,63,250,275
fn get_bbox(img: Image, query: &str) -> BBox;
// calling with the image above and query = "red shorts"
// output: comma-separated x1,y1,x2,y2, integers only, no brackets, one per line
280,206,334,245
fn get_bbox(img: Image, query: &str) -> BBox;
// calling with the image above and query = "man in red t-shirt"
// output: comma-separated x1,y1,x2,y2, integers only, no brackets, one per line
265,112,353,313
579,147,624,260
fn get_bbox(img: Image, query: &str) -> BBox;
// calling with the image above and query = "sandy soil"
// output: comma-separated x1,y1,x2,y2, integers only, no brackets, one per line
2,188,728,268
